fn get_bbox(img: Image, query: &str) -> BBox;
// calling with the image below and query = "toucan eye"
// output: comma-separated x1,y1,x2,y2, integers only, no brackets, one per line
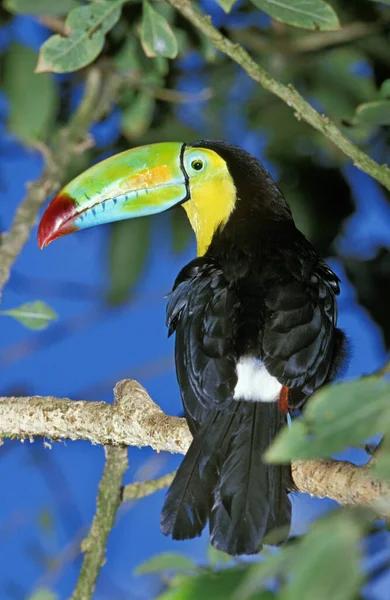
191,159,204,171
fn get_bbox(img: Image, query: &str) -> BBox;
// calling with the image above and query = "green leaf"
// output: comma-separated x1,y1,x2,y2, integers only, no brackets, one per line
36,1,124,73
352,100,390,127
28,590,57,600
239,511,365,600
251,0,339,31
312,49,376,129
372,437,390,481
374,450,390,481
121,91,156,140
207,544,232,567
136,552,196,575
141,0,178,59
108,218,151,305
4,0,79,15
215,0,238,12
0,301,57,330
114,36,141,73
379,79,390,99
266,377,390,463
157,568,271,600
171,207,192,254
237,548,295,600
2,44,57,142
281,513,363,600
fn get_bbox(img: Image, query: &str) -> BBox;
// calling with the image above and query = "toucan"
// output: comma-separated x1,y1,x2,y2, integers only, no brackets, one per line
38,141,346,556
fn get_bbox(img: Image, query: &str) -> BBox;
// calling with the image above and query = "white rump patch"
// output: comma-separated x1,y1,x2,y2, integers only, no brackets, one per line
233,356,282,402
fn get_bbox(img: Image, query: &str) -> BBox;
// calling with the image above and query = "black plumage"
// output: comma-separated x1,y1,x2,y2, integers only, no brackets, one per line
161,141,347,555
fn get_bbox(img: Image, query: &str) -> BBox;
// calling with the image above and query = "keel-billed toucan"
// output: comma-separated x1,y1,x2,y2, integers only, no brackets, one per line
38,141,346,556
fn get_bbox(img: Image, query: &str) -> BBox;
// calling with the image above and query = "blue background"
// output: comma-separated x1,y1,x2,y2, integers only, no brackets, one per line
1,8,390,600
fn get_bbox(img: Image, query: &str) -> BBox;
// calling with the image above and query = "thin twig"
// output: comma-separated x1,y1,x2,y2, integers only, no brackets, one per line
99,65,214,105
70,445,128,600
166,0,390,191
231,19,382,55
39,15,67,36
123,471,176,502
33,527,86,592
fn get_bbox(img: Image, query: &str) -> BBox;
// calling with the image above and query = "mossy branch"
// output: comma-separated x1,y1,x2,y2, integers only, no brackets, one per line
0,379,389,520
70,445,128,600
166,0,390,191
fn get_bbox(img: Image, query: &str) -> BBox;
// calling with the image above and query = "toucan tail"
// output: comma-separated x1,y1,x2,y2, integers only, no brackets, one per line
161,401,292,555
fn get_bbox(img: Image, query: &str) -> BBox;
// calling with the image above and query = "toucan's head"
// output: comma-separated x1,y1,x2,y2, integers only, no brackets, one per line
38,141,291,256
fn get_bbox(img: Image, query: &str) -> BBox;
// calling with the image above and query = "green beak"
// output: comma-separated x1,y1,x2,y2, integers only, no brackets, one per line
38,142,188,248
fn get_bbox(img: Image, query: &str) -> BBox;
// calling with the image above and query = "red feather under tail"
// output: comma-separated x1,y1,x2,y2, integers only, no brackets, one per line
278,385,289,414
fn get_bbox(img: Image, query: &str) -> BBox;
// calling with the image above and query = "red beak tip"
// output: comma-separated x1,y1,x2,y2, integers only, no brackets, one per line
37,193,78,249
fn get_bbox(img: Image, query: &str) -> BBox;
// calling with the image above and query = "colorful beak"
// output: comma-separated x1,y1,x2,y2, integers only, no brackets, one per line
38,142,188,248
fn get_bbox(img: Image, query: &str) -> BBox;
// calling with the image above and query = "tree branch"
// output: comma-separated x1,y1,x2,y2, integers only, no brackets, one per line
1,379,389,519
166,0,390,191
0,68,102,299
123,471,176,502
70,445,128,600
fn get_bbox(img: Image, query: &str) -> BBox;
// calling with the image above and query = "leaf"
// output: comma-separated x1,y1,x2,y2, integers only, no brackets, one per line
379,79,390,99
136,552,196,575
265,377,390,463
114,36,141,73
374,450,390,482
3,44,57,142
0,301,57,330
215,0,238,11
108,218,151,305
121,91,155,140
171,207,192,254
4,0,79,15
28,590,57,600
157,568,272,600
312,49,376,128
239,511,365,600
141,0,178,59
237,548,295,600
251,0,339,31
352,100,390,127
281,513,363,600
36,1,124,73
372,436,390,481
207,544,232,567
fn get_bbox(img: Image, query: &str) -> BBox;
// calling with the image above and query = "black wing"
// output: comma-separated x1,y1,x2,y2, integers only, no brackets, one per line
262,258,345,396
166,258,237,431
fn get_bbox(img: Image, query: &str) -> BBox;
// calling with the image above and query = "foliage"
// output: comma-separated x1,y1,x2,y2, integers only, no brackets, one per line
3,43,57,141
265,377,390,462
136,510,367,600
35,1,125,73
28,590,57,600
0,301,57,330
250,0,340,31
1,0,390,599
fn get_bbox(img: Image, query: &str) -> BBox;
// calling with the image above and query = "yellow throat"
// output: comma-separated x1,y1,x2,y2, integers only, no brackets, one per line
182,151,236,256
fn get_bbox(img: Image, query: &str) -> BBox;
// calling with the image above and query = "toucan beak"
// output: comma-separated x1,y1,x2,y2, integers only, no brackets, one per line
38,142,188,248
